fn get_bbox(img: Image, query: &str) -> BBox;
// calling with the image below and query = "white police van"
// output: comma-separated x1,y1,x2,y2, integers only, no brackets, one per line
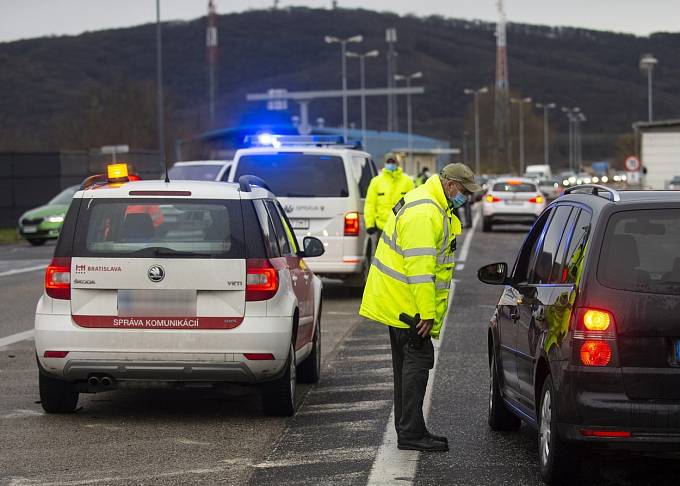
35,164,325,416
229,135,378,287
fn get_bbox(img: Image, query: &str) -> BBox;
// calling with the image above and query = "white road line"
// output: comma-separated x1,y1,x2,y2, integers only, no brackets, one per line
367,209,480,485
0,330,34,348
0,264,47,278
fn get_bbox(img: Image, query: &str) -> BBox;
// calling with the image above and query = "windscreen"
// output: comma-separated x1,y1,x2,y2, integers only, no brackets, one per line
73,198,245,258
49,185,79,205
235,153,349,197
493,182,537,193
168,164,225,181
598,209,680,294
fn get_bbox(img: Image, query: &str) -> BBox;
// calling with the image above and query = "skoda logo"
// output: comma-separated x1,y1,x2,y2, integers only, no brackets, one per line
148,265,165,283
283,204,295,214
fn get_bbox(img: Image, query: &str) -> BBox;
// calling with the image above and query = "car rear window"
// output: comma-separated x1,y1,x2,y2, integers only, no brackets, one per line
72,198,245,258
168,164,225,181
235,153,349,197
598,209,680,294
493,182,537,192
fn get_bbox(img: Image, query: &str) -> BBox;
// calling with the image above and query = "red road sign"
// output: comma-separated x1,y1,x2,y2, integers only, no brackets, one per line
625,155,641,172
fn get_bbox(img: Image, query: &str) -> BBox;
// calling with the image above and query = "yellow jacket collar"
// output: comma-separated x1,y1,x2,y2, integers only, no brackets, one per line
423,174,449,210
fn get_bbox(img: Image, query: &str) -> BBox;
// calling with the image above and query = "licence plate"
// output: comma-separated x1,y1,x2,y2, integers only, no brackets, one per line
290,219,309,230
22,226,38,233
505,200,523,206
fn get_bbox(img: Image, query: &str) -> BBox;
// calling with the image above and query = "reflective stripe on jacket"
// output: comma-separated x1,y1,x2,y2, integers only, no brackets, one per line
359,175,461,339
364,168,414,231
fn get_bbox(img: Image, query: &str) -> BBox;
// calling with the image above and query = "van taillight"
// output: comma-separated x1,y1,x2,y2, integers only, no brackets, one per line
571,307,618,367
45,257,71,300
344,211,360,236
246,259,278,301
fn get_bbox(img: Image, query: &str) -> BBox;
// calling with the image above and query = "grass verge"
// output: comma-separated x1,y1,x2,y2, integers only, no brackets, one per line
0,228,22,244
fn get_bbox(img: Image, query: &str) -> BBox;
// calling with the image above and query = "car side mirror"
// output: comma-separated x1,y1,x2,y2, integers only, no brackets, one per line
300,236,325,258
478,262,509,285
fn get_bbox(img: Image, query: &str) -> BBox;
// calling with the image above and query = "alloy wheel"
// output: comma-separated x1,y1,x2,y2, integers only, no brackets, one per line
540,388,552,467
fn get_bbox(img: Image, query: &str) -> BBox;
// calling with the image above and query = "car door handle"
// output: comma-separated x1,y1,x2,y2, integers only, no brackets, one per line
509,307,520,321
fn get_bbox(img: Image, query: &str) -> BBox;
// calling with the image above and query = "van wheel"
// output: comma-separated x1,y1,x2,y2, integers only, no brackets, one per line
538,376,573,484
488,355,521,431
39,372,79,413
482,217,492,232
262,344,297,417
297,307,321,384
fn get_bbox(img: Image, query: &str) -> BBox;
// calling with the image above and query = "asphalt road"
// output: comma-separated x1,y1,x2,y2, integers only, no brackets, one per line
2,223,680,485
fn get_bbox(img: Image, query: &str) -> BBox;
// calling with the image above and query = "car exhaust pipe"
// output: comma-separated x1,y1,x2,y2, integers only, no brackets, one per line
101,376,113,387
88,376,100,387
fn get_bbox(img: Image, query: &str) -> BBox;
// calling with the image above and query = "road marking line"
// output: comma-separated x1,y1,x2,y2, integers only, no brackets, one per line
0,330,34,348
367,209,479,485
0,264,47,278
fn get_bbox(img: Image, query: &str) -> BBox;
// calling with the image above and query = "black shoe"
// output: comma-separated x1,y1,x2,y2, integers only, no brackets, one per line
397,436,449,452
426,431,448,444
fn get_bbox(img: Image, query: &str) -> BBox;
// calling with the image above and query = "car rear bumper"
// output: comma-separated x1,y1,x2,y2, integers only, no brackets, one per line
35,312,292,383
19,225,61,239
306,259,363,275
483,212,540,223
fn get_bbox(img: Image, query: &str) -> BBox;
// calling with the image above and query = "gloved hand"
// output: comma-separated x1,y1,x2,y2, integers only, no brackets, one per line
366,227,377,235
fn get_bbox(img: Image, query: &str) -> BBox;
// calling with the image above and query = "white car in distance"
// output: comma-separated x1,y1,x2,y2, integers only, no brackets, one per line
482,177,546,232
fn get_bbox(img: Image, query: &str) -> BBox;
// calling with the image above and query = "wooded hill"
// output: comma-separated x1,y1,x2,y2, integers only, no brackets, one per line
1,7,678,169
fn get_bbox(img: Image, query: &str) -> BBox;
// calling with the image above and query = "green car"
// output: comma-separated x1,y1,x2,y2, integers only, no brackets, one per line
18,185,79,246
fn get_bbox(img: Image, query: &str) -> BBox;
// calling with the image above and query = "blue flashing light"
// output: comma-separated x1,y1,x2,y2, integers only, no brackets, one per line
244,134,351,148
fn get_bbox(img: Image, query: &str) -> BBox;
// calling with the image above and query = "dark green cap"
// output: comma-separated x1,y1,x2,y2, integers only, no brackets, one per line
440,163,483,193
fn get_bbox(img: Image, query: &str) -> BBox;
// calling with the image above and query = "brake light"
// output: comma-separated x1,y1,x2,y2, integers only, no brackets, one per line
580,429,631,438
45,257,71,300
243,353,275,360
344,211,360,236
485,195,501,203
580,340,612,366
44,351,69,358
529,196,544,204
246,259,278,301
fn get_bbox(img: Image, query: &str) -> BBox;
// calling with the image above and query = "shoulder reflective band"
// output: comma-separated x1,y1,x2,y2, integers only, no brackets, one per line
371,257,435,285
392,198,450,257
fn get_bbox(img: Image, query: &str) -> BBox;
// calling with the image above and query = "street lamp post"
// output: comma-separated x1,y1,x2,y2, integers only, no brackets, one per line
346,50,379,149
395,71,423,172
562,107,581,173
511,97,532,175
325,34,364,141
156,0,166,178
574,112,587,170
640,53,658,122
463,87,488,176
535,102,556,166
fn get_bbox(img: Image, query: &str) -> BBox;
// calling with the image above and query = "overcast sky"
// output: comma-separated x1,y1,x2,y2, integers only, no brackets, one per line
1,0,678,43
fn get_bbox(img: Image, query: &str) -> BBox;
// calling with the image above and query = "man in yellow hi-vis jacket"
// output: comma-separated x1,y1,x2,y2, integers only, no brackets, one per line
364,152,414,237
359,163,481,452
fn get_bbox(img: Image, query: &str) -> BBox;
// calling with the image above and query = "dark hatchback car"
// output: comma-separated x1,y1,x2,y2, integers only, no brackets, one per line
478,185,680,483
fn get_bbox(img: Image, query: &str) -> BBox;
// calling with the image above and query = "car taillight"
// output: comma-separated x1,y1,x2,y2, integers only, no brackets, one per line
344,211,360,236
44,351,69,358
571,307,618,367
45,257,71,300
485,195,501,203
246,259,278,301
243,353,275,360
529,196,544,204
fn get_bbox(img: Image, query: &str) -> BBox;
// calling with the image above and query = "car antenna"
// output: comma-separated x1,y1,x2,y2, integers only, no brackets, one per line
164,160,170,183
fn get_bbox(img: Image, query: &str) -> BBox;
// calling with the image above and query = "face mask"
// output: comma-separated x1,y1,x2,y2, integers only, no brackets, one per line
384,163,397,172
449,191,468,209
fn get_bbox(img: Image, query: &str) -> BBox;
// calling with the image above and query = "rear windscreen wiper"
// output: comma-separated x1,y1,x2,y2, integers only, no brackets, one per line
145,247,214,257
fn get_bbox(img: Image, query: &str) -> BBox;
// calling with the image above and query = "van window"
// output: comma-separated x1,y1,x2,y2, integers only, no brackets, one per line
530,206,572,284
356,157,375,198
513,208,552,283
235,154,349,198
73,199,245,258
599,209,680,294
561,210,591,284
265,201,293,256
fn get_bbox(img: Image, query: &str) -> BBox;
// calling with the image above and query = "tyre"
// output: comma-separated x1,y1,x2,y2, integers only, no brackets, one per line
262,343,297,417
28,238,47,246
297,306,321,384
482,217,492,232
39,372,79,413
488,355,521,431
538,376,573,484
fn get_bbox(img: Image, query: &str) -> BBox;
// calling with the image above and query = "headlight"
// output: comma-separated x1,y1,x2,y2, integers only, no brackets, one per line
46,215,65,223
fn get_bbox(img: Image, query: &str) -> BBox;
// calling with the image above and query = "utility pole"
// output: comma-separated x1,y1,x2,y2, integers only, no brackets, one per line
464,87,489,176
511,97,532,175
206,0,218,126
494,0,511,172
640,53,658,123
395,72,423,172
535,102,556,166
385,28,398,132
346,50,379,149
156,0,165,176
325,34,363,141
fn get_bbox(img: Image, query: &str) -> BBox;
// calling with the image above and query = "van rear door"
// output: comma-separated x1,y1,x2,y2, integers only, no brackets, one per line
70,197,246,329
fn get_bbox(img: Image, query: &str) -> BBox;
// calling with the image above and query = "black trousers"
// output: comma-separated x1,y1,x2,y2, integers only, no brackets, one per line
388,326,435,441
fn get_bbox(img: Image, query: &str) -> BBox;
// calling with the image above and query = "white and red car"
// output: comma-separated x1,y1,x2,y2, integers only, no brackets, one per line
35,166,324,416
482,177,547,232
